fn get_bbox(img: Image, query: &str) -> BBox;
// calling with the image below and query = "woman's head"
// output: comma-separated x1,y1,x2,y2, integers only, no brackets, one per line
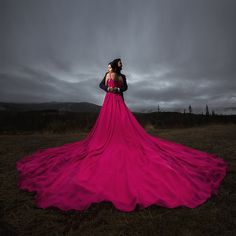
108,61,118,73
107,61,119,82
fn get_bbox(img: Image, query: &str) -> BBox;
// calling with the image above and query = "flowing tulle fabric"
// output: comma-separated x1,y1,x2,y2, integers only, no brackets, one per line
16,79,229,212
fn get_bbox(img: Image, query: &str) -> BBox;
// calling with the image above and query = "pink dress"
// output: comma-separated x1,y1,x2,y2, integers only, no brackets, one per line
16,74,229,212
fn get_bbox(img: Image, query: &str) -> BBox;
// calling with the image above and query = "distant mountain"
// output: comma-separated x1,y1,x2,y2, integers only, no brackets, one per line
0,101,235,115
0,102,101,112
132,106,236,115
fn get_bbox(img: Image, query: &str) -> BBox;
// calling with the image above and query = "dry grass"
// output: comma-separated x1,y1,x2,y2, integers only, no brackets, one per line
0,124,235,236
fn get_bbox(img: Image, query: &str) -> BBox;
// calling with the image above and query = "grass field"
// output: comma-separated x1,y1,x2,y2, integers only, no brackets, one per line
0,124,235,236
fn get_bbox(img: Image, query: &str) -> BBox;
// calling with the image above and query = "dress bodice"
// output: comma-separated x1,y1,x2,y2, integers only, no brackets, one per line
107,73,123,88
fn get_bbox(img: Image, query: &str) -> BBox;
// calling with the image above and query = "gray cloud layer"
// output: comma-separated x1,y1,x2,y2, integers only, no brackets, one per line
1,0,236,113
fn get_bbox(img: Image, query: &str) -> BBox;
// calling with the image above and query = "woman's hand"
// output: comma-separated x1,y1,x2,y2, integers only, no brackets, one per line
108,87,114,92
113,87,120,93
108,87,119,93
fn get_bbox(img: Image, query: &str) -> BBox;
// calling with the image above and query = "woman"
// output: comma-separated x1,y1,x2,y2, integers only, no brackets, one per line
100,58,128,101
16,60,229,212
105,61,122,93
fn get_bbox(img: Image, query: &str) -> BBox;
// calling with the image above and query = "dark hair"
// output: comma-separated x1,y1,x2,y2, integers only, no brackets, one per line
107,61,119,82
112,58,121,63
108,61,117,72
111,58,121,74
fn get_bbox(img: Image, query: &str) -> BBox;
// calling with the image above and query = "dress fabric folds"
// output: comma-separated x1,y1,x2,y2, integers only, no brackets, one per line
16,76,229,212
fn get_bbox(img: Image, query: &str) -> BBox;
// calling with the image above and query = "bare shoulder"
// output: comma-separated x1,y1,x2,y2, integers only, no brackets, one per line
110,72,116,79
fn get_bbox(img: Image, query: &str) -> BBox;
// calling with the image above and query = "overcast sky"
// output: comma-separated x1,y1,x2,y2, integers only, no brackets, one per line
1,0,236,113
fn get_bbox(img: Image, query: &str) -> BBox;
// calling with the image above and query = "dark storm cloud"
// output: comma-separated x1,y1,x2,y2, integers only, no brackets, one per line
1,0,236,113
0,66,100,103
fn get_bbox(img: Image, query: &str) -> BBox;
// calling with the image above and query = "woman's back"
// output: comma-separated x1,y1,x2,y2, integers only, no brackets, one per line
106,72,123,88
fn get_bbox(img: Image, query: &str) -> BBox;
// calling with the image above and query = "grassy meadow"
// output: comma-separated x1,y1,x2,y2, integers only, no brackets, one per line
0,123,235,235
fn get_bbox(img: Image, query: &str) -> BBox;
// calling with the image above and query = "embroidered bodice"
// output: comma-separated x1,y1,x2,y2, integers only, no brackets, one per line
107,73,123,88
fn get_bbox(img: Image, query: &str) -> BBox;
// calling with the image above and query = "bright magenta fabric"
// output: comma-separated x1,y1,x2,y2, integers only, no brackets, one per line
16,76,229,212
